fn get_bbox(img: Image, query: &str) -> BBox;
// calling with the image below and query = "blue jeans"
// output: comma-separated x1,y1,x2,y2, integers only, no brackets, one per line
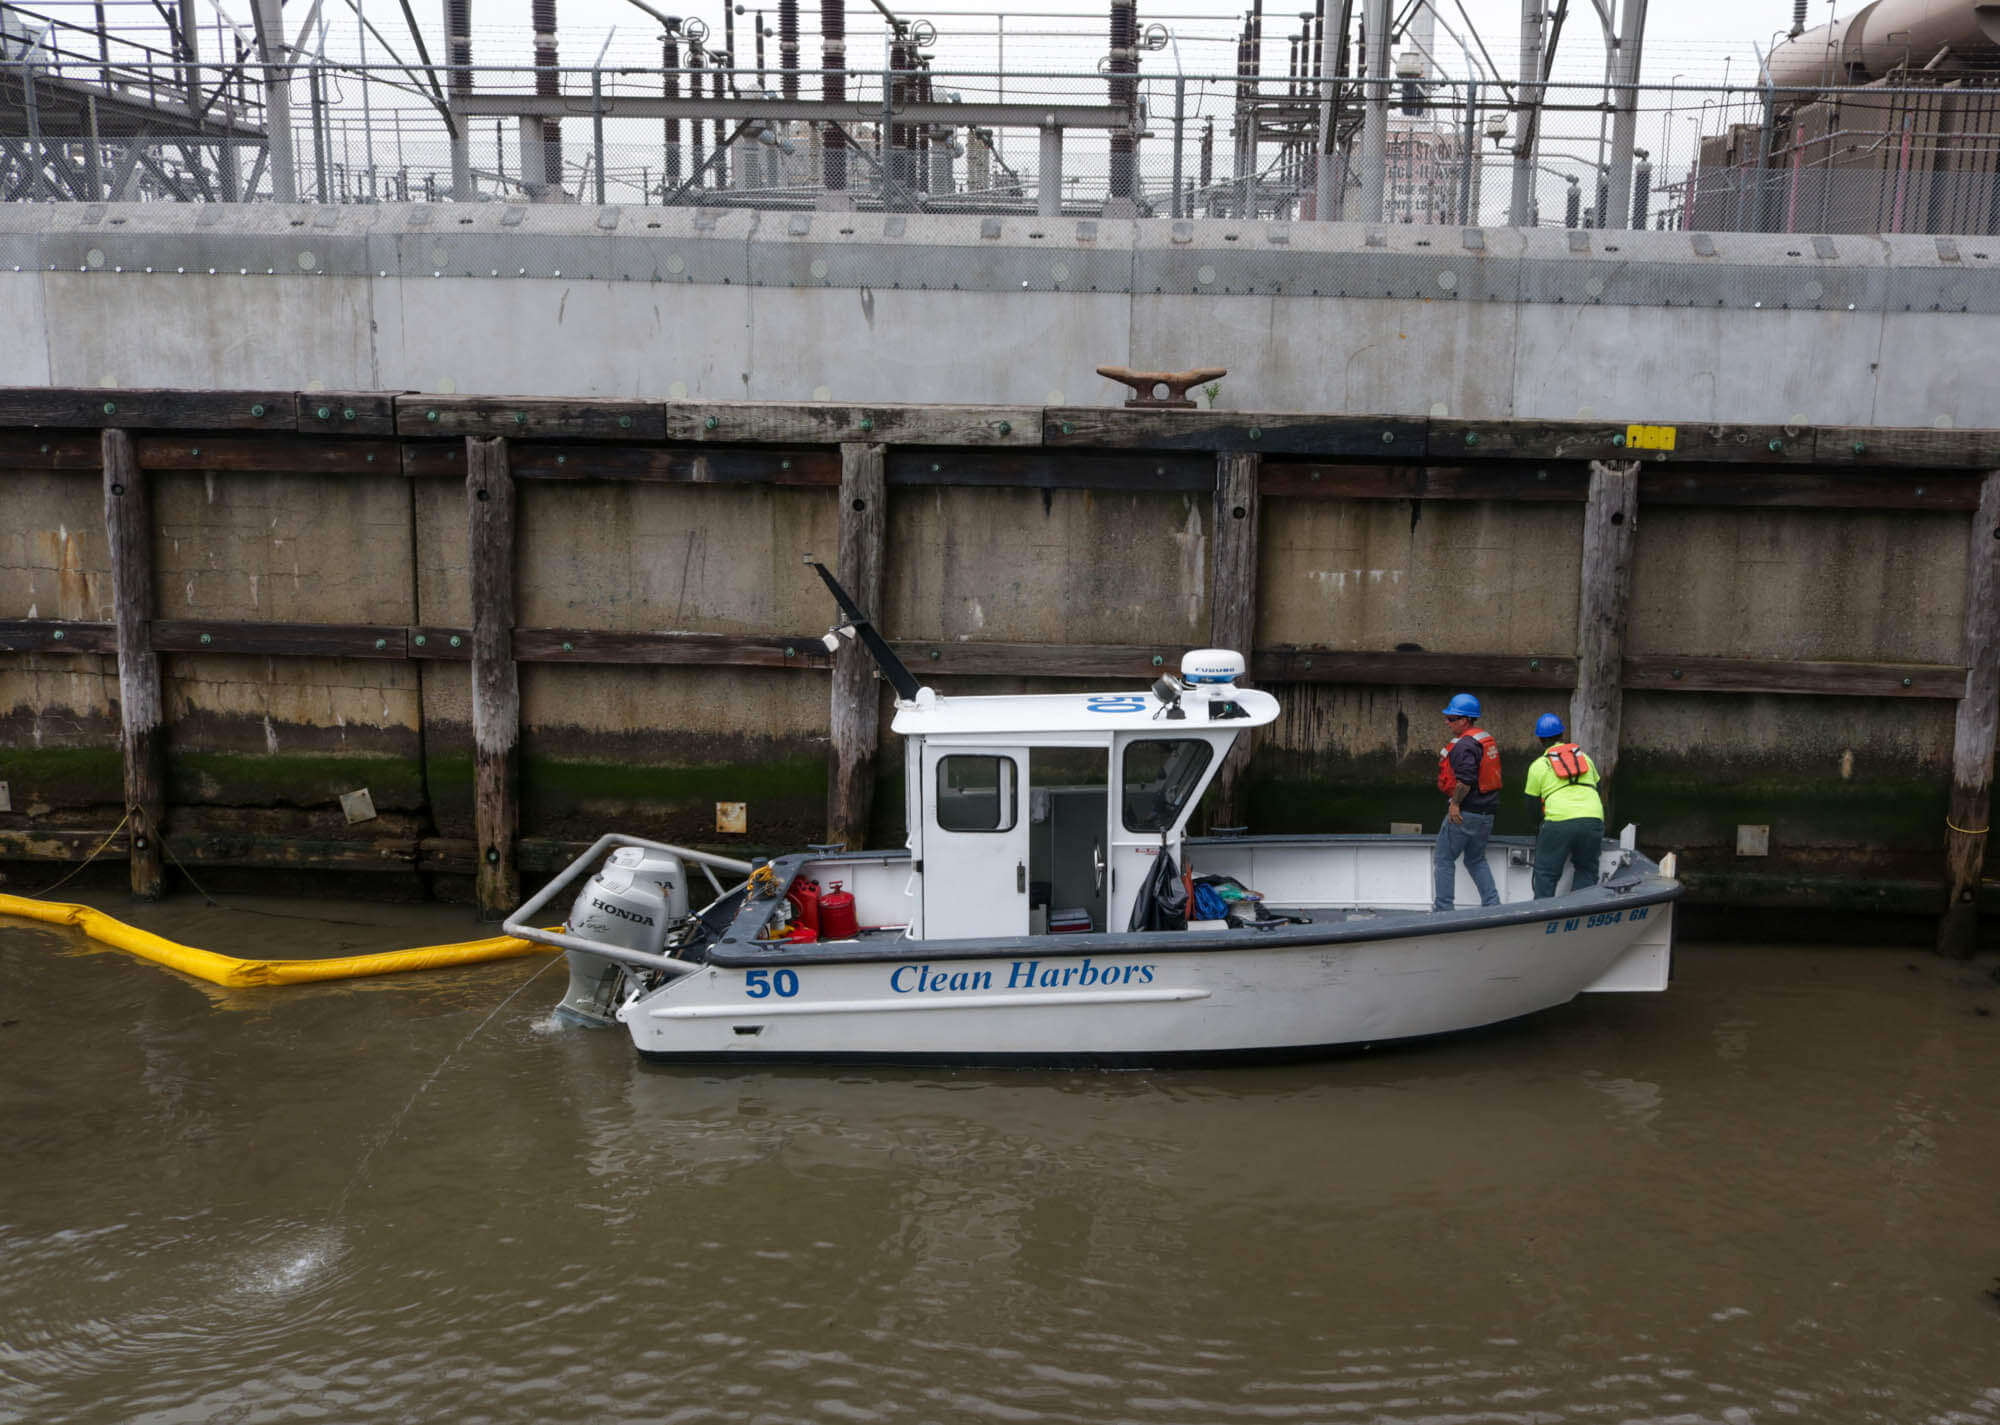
1433,811,1500,912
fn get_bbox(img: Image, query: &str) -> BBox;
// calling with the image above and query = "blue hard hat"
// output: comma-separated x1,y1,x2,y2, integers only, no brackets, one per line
1535,713,1566,738
1441,693,1482,719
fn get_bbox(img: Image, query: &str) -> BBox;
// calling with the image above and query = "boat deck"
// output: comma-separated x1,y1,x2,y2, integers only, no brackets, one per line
709,905,1414,962
686,834,1678,971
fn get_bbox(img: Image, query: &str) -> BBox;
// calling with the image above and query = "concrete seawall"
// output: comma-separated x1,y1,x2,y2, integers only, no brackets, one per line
2,205,1997,426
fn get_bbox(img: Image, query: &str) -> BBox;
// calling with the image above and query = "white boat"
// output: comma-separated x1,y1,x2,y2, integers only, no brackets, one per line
505,567,1680,1066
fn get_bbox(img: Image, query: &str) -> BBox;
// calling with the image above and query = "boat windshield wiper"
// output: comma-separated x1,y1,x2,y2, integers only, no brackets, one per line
807,559,922,702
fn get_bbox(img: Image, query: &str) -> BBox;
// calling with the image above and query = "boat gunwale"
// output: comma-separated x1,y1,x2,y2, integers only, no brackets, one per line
707,833,1681,969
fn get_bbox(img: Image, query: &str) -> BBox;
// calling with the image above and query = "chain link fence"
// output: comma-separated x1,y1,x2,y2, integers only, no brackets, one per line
4,15,1998,238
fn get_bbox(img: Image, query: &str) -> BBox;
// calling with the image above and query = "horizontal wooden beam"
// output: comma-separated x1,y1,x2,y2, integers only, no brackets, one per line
1259,461,1985,510
1253,647,1579,688
0,387,297,431
668,403,1041,447
0,828,131,862
418,836,608,876
394,396,667,441
0,432,102,470
1261,462,1590,501
8,432,1981,506
1046,409,1426,455
1620,655,1965,698
409,626,472,660
889,640,1185,679
886,449,1213,491
0,827,440,872
135,435,402,475
508,444,842,486
402,442,465,478
4,391,2000,472
1433,418,1815,465
0,619,117,653
0,618,1974,699
512,628,829,667
297,392,399,437
150,620,410,659
1636,468,1982,510
1814,426,2000,469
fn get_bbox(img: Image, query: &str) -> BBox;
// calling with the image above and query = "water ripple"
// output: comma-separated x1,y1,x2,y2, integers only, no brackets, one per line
5,936,2000,1424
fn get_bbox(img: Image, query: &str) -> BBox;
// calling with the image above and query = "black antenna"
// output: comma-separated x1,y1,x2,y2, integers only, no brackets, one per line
807,560,922,701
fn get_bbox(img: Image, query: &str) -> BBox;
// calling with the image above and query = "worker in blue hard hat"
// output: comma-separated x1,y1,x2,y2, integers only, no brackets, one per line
1523,712,1605,898
1433,693,1502,912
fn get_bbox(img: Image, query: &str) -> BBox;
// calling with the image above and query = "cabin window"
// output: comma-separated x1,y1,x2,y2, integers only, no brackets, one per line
935,755,1018,832
1122,739,1215,832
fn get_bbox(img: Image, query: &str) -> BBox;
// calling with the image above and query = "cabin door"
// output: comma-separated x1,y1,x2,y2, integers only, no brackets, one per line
920,746,1030,941
1027,747,1110,934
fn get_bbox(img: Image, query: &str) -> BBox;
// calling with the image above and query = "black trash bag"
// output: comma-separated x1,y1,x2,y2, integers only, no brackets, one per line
1129,850,1188,932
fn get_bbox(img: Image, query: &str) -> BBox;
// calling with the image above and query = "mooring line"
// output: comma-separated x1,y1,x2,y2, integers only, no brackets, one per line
25,812,130,898
332,950,566,1220
161,836,383,927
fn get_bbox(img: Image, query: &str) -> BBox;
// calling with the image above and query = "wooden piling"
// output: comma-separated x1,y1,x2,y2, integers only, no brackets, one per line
1209,451,1260,828
828,442,887,851
1571,460,1641,811
102,429,165,898
466,436,520,919
1938,469,2000,958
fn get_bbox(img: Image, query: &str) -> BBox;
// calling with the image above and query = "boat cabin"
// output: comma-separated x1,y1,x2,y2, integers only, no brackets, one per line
894,651,1280,941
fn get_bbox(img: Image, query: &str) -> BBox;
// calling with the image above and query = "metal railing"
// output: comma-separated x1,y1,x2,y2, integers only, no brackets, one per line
4,37,1998,238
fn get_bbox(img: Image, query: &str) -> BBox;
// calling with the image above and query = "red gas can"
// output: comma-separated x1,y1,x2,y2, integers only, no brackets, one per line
819,880,859,940
787,923,818,944
787,878,821,936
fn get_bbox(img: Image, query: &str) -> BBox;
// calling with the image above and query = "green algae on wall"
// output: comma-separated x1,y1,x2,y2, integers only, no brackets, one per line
1243,746,1950,868
1613,760,1949,859
166,750,429,811
520,751,830,845
0,745,124,811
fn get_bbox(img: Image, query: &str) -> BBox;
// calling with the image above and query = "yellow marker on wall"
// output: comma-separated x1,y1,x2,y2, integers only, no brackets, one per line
1625,424,1677,451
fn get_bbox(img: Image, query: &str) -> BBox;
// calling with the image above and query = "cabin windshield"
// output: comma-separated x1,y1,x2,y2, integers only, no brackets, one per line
1121,738,1216,832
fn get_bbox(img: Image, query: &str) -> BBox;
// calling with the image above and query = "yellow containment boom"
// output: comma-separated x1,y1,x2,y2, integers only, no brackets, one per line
0,892,555,988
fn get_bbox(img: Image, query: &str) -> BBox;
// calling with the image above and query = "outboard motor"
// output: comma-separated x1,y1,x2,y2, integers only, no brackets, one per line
554,847,693,1026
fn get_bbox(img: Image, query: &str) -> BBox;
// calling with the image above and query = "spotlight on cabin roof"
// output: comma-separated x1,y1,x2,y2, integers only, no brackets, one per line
1180,649,1245,686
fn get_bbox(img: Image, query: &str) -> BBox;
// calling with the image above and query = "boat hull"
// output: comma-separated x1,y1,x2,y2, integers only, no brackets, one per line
619,900,1672,1064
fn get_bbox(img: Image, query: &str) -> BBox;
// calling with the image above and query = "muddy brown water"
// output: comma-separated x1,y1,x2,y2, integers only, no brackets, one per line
3,893,1999,1425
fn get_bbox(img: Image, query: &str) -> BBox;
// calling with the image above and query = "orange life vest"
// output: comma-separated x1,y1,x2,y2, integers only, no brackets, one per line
1437,727,1503,796
1545,742,1592,783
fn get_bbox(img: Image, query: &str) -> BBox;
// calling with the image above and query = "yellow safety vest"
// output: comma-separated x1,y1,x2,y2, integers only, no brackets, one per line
1525,745,1605,822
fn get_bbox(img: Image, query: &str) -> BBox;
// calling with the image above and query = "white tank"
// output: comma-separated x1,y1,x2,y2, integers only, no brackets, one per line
1768,0,2000,88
